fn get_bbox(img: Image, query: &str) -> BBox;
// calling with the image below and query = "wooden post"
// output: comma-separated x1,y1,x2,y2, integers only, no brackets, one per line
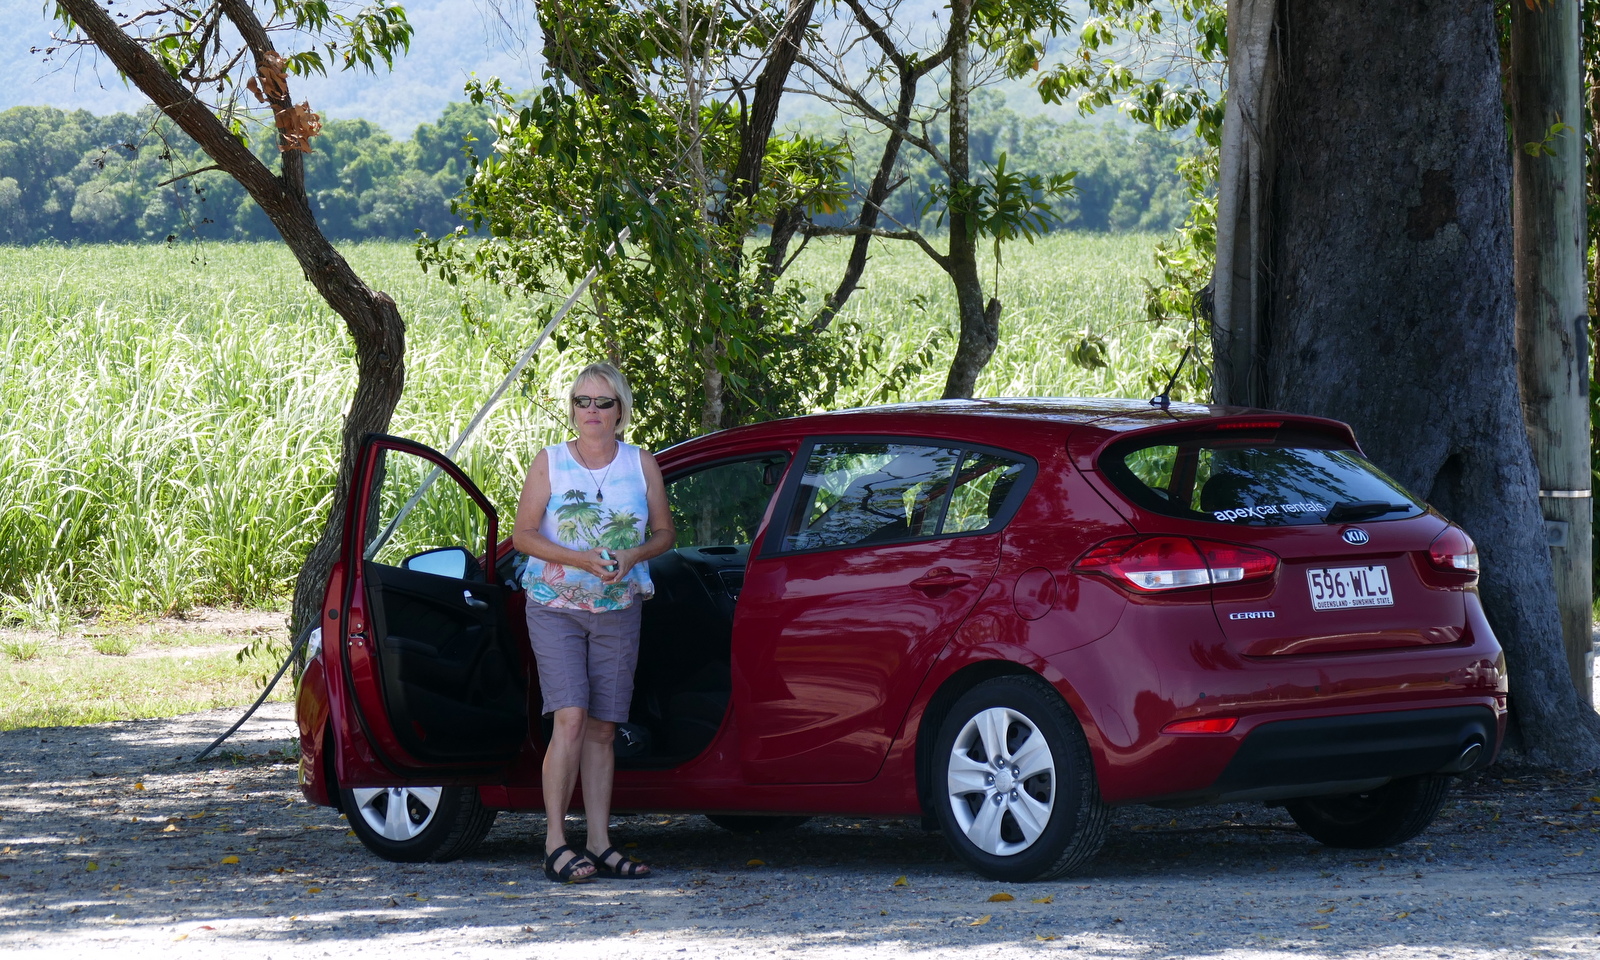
1512,0,1593,705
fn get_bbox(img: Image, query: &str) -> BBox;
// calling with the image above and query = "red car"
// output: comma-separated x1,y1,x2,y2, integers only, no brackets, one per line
295,399,1507,881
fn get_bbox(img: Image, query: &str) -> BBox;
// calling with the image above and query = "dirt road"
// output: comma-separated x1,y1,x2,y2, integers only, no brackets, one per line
1,703,1598,958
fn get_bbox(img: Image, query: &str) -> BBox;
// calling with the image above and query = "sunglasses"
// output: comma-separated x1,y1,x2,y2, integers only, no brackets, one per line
572,395,619,409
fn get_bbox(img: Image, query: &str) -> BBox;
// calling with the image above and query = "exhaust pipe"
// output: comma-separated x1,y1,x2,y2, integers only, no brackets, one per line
1439,741,1483,774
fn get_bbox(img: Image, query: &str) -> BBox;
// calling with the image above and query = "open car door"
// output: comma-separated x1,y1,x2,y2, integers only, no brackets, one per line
335,435,527,781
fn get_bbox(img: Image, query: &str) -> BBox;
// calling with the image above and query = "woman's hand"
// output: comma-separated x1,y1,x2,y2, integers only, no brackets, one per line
599,548,637,584
571,547,619,579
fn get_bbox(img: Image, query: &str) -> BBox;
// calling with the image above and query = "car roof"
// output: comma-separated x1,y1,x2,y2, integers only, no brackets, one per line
660,397,1351,461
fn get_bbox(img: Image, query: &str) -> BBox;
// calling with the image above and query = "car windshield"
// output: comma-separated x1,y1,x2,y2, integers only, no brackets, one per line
1100,427,1426,526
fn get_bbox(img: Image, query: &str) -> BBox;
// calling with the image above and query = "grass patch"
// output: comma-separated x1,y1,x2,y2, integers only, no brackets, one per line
90,635,136,656
0,613,290,730
3,640,42,662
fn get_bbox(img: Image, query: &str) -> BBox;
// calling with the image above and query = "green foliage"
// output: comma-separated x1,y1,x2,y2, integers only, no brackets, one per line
0,234,1162,621
0,100,494,244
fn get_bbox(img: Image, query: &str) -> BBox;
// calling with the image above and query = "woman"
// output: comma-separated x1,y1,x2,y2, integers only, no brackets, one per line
512,362,674,882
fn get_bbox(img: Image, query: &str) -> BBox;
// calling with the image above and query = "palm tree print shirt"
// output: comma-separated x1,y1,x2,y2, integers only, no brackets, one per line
519,441,657,611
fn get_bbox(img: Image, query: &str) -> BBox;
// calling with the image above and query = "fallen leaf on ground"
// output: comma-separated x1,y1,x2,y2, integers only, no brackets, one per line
1031,895,1054,904
345,830,356,837
1317,907,1336,913
1310,923,1330,931
221,856,239,865
306,886,322,894
133,783,145,791
86,862,99,872
1036,934,1058,941
172,934,187,941
163,825,178,833
988,893,1014,902
970,915,991,926
746,859,765,867
1396,912,1410,919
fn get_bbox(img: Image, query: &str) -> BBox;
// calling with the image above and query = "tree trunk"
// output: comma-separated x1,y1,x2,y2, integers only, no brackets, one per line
939,0,1001,400
1511,0,1593,705
57,0,408,650
1214,0,1600,766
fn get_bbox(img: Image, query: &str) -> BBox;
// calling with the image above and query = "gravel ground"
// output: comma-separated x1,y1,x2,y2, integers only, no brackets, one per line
2,703,1599,959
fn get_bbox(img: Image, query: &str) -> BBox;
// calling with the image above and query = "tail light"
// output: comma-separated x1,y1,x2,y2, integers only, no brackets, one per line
1075,536,1279,593
1424,525,1479,585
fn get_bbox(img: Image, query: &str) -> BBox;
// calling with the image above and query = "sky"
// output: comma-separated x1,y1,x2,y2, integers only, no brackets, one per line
0,0,1096,138
1,0,547,136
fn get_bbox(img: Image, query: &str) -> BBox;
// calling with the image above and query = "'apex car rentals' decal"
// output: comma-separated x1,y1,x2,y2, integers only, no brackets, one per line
1213,502,1326,522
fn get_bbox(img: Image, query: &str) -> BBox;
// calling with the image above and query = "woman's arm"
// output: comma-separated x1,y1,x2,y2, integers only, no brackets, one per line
604,449,676,583
512,448,615,578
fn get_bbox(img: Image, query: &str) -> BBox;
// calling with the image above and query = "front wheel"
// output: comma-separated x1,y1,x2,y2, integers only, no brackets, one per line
932,675,1108,882
341,785,496,862
1283,775,1451,848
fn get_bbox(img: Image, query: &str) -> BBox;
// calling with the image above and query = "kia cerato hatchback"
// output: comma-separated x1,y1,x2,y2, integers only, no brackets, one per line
295,399,1507,881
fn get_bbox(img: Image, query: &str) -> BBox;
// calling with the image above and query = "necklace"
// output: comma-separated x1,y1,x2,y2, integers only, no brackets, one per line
571,440,618,503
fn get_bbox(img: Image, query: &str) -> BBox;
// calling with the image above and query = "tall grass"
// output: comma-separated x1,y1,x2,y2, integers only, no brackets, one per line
0,234,1176,622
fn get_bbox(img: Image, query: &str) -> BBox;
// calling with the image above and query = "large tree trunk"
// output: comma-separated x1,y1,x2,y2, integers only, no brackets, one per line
1510,0,1593,705
57,0,407,649
1214,0,1600,766
940,0,1001,400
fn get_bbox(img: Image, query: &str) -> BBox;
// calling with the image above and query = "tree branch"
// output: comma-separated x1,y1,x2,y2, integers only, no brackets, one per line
156,163,224,186
804,224,949,269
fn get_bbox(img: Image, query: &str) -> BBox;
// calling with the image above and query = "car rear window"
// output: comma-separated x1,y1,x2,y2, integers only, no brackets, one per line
1100,427,1426,526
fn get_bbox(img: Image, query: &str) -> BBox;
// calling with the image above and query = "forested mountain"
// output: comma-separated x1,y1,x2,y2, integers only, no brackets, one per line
0,94,1191,244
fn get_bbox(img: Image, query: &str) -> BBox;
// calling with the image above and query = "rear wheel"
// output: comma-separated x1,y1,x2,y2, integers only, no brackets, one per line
706,814,812,834
341,785,496,862
933,675,1108,882
1283,775,1451,848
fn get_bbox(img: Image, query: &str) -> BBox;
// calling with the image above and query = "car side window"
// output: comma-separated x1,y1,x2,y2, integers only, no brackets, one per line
942,451,1028,534
778,442,965,552
364,447,490,580
668,454,789,548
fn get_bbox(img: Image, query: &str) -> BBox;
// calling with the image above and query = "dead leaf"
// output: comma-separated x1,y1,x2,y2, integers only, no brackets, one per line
307,886,322,894
988,893,1015,902
970,914,991,926
133,783,145,791
1317,907,1336,913
86,862,99,872
1310,923,1330,931
197,925,215,931
163,825,178,833
172,934,188,941
221,856,239,865
346,830,357,837
746,859,765,867
893,876,909,887
880,909,888,916
1031,895,1054,904
1036,933,1058,941
1396,912,1410,919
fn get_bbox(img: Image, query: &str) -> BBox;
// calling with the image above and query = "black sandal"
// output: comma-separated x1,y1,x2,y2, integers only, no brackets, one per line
586,845,651,879
543,844,595,883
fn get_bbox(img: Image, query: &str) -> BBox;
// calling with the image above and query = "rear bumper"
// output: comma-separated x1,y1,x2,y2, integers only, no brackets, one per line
1163,704,1500,806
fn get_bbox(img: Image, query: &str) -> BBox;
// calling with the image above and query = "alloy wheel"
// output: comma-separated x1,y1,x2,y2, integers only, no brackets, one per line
945,706,1056,856
350,786,444,841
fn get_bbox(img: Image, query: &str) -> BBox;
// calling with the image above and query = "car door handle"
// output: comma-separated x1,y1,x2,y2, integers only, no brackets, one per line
910,567,972,594
463,590,488,611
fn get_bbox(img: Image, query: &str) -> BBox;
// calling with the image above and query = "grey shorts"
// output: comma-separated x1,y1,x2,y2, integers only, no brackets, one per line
525,602,643,723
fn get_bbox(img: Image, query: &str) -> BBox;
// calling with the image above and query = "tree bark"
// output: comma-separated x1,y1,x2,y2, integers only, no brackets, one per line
1511,0,1593,705
939,0,1001,400
56,0,407,648
1214,0,1600,765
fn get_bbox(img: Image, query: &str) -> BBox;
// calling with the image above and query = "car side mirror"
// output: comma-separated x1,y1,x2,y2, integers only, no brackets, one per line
402,546,474,580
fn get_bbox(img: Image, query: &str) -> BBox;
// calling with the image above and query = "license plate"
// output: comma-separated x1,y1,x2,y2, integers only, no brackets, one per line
1306,565,1393,610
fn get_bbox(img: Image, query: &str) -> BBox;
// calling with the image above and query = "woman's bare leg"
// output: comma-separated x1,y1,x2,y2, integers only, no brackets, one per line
542,706,595,878
579,718,650,875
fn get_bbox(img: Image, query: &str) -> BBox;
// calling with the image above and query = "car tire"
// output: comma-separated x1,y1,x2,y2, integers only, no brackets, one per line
341,785,496,863
705,814,813,834
1283,775,1451,849
932,675,1108,882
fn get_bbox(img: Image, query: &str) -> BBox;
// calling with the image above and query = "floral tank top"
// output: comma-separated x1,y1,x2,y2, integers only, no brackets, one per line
519,441,656,612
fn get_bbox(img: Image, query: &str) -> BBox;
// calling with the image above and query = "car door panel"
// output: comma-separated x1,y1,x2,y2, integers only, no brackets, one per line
333,434,526,780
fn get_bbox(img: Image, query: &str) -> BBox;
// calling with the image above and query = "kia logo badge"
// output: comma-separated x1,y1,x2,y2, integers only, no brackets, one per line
1341,528,1370,545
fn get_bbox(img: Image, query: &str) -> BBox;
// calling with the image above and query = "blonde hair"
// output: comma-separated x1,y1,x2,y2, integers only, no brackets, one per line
565,362,633,438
